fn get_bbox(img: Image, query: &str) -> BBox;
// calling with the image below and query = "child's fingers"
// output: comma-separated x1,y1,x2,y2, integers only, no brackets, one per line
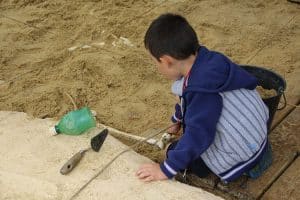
138,173,150,179
136,164,151,176
143,175,154,182
136,169,151,179
135,169,144,176
167,126,177,133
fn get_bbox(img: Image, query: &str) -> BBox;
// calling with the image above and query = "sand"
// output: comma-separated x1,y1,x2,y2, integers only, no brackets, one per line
256,86,277,99
0,0,299,136
0,111,223,200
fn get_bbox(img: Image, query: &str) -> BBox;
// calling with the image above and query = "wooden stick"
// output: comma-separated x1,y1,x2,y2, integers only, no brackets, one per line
97,123,158,145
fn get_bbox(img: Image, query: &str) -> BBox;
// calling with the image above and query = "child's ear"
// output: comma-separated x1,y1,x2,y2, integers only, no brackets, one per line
160,55,174,67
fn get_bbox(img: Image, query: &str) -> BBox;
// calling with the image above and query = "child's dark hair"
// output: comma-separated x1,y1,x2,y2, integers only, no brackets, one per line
144,13,199,61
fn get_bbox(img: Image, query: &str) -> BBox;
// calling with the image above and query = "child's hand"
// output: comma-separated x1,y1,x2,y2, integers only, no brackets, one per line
167,122,181,135
136,163,168,182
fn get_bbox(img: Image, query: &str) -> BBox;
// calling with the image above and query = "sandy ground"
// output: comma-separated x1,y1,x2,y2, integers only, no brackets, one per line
0,111,223,200
0,0,299,135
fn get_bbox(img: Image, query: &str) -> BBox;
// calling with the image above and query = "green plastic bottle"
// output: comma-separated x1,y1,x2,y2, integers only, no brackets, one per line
54,107,96,135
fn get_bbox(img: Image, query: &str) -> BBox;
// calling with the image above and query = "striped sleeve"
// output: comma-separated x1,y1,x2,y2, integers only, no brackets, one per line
160,161,178,178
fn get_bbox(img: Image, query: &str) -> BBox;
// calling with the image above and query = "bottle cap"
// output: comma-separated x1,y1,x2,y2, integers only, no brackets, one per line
49,126,60,136
49,126,58,136
54,125,61,134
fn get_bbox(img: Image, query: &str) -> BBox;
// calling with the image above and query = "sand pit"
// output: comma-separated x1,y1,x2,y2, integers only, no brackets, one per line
0,111,223,200
0,0,299,136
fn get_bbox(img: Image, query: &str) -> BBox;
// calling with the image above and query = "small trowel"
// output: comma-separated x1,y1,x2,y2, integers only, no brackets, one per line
60,128,108,175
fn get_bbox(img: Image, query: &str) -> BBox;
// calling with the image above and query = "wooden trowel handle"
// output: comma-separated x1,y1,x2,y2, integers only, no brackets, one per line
60,150,87,175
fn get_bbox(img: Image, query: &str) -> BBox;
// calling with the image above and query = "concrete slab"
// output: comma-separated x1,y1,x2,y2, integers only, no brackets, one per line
0,111,223,200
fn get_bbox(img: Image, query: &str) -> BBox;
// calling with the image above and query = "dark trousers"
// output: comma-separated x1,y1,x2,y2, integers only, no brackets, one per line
167,141,211,178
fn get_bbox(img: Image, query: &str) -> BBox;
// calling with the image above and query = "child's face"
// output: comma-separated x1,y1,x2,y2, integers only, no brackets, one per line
150,54,182,81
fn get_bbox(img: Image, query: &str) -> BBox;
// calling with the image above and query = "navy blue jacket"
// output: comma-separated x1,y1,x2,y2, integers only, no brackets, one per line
161,46,258,178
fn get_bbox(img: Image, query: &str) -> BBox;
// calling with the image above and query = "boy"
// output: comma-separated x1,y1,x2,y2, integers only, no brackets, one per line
136,13,270,183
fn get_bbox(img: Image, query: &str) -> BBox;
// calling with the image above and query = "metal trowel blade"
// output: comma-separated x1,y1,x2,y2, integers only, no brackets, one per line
91,128,108,152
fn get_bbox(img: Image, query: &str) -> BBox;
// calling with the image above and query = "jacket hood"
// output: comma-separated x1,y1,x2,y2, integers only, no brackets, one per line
184,46,257,94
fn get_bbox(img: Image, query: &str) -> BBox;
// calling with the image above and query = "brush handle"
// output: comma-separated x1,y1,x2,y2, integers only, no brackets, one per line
60,149,88,175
